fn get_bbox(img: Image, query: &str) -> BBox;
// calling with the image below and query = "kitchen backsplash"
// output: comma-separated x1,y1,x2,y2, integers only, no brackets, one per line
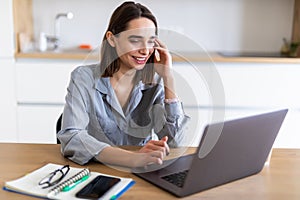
32,0,294,52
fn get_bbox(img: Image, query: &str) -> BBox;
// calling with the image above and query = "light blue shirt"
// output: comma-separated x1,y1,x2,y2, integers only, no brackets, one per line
58,64,190,165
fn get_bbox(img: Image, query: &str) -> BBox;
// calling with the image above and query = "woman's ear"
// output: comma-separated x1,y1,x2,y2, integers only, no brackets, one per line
106,31,116,47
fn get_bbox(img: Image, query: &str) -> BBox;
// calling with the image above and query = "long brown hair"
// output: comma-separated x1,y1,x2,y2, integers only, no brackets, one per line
99,1,158,84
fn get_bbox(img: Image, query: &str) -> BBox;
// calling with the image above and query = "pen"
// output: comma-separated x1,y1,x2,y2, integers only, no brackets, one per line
110,181,135,200
62,175,89,192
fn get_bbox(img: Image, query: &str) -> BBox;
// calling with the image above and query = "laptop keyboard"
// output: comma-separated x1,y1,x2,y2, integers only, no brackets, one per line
161,170,189,188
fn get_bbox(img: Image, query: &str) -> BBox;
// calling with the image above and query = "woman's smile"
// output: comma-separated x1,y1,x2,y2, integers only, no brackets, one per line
132,56,148,65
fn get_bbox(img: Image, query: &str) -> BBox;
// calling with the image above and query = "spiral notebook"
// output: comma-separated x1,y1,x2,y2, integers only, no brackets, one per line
3,163,134,200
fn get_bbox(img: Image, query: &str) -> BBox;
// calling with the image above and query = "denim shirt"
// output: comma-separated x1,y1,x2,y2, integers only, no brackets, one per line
58,64,190,165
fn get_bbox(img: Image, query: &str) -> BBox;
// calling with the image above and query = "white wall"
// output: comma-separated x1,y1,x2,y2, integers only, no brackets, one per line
0,0,17,141
0,0,14,58
32,0,294,52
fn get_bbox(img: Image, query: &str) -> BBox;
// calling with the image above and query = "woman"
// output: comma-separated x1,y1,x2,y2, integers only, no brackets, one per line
58,1,189,167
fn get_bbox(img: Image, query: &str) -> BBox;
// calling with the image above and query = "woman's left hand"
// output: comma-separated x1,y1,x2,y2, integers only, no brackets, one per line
153,39,173,79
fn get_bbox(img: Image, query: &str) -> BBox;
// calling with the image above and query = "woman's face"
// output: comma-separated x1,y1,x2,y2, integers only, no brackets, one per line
112,17,157,71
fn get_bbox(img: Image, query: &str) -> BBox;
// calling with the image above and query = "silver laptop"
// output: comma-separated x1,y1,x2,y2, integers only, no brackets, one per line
133,109,288,197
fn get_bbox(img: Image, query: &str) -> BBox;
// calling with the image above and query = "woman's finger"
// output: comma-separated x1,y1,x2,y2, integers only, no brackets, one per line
155,38,167,49
146,143,167,155
161,136,168,142
160,136,170,156
149,140,169,156
150,140,165,147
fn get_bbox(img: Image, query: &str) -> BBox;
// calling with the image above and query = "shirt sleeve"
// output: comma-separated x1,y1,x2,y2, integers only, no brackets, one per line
57,67,110,165
152,86,190,147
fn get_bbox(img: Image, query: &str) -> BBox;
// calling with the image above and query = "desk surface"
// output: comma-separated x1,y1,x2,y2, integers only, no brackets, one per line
0,143,300,200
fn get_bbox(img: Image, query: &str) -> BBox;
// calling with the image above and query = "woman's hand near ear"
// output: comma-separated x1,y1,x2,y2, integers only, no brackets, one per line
154,39,177,99
153,39,173,79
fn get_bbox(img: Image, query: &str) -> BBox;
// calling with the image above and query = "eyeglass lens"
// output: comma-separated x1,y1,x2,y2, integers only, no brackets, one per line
39,165,70,189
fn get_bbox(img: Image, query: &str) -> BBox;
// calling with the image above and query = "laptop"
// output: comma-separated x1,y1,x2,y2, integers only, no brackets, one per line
133,109,288,197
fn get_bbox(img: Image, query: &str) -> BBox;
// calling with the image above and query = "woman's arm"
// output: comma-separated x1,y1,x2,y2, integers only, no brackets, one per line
95,146,165,168
96,136,170,167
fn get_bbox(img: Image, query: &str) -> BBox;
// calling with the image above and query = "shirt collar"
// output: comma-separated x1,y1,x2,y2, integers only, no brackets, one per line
94,76,110,94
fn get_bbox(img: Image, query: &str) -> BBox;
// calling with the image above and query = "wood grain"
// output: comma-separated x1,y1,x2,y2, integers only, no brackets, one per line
13,0,34,53
292,0,300,57
15,51,300,63
0,143,300,200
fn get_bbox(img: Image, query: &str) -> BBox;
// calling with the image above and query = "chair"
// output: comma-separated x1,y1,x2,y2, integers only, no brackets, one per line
56,113,63,144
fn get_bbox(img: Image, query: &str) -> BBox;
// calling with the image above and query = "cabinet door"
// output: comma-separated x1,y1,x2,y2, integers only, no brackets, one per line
216,63,300,108
215,62,300,148
16,61,80,103
17,105,63,143
0,0,14,58
16,61,82,143
0,59,17,141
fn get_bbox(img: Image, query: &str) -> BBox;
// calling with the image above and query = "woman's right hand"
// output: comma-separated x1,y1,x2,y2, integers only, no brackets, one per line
138,136,170,155
131,150,164,167
132,136,170,167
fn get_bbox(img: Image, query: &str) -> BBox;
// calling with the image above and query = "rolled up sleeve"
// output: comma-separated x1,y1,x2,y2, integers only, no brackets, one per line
153,98,190,147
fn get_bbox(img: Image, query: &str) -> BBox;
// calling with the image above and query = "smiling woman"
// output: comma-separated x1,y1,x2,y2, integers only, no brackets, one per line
57,1,190,168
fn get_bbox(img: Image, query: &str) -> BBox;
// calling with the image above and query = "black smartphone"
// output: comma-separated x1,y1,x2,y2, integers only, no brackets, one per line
75,175,121,199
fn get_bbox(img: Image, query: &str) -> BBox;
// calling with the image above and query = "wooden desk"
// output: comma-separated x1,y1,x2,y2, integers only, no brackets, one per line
0,143,300,200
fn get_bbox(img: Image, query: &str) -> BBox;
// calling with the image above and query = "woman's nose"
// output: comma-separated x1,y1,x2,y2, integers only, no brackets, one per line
138,47,150,55
138,42,152,54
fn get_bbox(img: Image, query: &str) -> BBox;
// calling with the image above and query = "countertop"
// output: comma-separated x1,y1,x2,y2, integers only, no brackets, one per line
14,51,300,64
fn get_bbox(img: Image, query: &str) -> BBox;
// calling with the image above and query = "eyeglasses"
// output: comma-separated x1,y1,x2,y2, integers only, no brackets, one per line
38,165,70,189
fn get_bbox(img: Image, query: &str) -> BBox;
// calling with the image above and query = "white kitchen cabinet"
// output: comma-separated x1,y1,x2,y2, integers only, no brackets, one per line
215,62,300,108
15,60,89,143
17,105,63,143
13,60,300,147
214,62,300,148
0,59,17,142
16,60,83,104
156,62,300,148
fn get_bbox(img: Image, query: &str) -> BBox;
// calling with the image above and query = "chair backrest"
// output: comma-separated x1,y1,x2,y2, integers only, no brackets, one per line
56,114,63,144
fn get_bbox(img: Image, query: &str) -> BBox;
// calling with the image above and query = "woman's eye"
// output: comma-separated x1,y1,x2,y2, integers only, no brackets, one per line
129,39,140,43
